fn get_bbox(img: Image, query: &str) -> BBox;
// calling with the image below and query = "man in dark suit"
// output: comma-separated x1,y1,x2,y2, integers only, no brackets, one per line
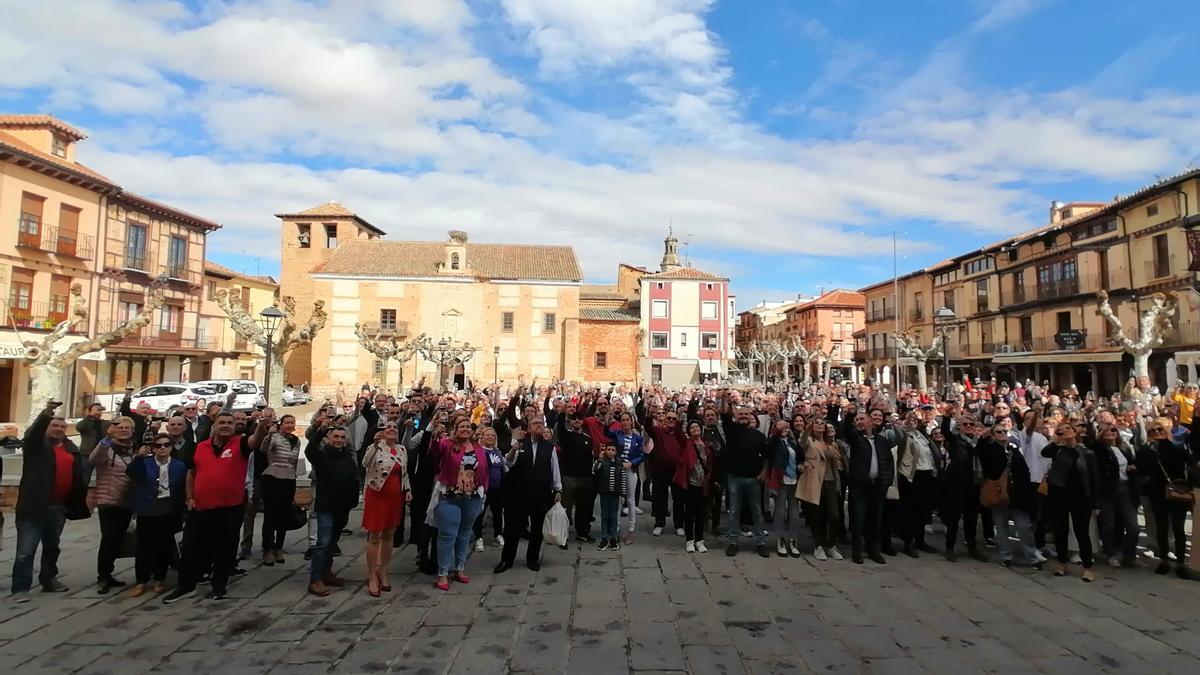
841,408,895,565
495,417,561,573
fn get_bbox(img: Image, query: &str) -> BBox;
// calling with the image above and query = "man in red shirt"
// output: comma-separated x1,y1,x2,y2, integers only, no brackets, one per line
11,400,88,602
163,413,253,603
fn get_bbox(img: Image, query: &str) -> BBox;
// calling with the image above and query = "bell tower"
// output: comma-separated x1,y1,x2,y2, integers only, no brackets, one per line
659,227,681,273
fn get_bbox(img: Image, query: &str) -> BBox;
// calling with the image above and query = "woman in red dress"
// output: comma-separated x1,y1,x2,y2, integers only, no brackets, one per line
361,422,410,596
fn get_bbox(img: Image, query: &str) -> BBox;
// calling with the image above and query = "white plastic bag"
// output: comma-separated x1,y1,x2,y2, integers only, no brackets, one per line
542,503,569,548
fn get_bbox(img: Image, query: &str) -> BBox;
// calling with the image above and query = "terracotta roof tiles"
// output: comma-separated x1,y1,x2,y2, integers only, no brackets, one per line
0,130,116,188
0,114,87,140
312,239,583,282
642,267,728,281
274,201,385,235
580,307,640,321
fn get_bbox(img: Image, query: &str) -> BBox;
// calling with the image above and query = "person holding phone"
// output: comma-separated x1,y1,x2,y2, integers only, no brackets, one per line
125,433,187,596
361,421,410,596
250,410,301,567
90,416,136,594
10,400,89,602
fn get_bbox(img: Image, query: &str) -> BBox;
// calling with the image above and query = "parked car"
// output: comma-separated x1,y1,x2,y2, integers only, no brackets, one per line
190,379,266,411
94,382,218,418
281,386,311,406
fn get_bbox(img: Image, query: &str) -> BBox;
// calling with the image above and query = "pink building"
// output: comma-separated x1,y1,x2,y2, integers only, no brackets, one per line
639,233,735,385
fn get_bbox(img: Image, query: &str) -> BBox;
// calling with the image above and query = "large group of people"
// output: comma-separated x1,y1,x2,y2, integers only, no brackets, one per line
7,372,1198,604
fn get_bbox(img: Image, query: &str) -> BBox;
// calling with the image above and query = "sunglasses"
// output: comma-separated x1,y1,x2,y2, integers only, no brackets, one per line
154,442,172,448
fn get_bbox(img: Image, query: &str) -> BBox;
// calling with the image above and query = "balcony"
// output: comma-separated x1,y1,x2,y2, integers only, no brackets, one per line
2,300,73,330
1012,285,1027,304
159,262,202,287
96,320,220,351
1037,277,1080,302
866,347,896,360
14,224,96,260
908,307,924,322
994,333,1110,353
105,250,152,274
868,308,897,322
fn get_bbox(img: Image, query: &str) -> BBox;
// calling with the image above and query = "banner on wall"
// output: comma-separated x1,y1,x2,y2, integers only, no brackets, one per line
1187,229,1200,272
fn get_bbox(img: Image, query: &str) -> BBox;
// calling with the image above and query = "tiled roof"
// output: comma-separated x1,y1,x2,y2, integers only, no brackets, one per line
580,307,640,321
812,289,864,306
642,267,728,281
205,261,278,286
115,191,221,231
0,114,87,140
0,130,116,188
274,201,385,235
311,239,583,282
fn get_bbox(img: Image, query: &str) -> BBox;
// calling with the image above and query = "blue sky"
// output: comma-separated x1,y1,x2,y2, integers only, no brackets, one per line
2,0,1198,309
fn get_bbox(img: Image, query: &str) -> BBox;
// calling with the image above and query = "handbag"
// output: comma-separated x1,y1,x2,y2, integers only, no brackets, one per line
286,505,309,531
980,452,1011,508
1037,478,1048,496
1157,457,1195,506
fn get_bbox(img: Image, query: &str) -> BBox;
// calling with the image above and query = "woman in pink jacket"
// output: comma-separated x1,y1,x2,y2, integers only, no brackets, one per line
430,417,490,591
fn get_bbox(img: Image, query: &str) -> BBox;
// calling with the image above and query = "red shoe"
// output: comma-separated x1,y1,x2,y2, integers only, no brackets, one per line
453,572,470,585
434,579,450,591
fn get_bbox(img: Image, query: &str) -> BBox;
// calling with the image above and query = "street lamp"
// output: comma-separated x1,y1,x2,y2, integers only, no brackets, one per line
493,345,500,385
934,306,956,400
258,306,285,405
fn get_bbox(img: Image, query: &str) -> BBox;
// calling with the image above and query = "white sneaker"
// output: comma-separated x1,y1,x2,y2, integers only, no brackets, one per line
635,507,644,515
675,528,685,537
828,547,844,561
777,539,788,556
685,540,695,553
695,541,708,553
813,546,827,561
494,535,505,548
474,539,484,552
652,527,664,537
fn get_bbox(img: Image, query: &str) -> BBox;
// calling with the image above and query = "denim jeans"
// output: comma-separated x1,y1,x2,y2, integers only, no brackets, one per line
1099,484,1139,560
991,506,1038,564
726,476,765,546
310,510,349,583
435,495,484,576
771,488,800,537
12,506,68,593
599,494,621,540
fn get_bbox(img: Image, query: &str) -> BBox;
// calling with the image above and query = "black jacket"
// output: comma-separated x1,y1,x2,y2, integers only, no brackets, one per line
719,412,767,479
593,457,627,496
305,442,360,514
507,438,558,503
840,413,895,487
941,417,980,491
1089,440,1139,505
1041,443,1102,508
74,415,109,456
120,396,150,445
555,419,595,478
17,411,89,519
1135,439,1194,501
977,438,1035,514
195,415,215,443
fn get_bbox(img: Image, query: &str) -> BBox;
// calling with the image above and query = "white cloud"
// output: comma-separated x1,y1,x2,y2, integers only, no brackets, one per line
2,0,1197,294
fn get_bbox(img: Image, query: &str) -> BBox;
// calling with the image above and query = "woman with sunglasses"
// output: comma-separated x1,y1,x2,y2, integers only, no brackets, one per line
1135,418,1194,578
1090,424,1140,569
1041,423,1101,581
978,422,1041,568
125,433,187,596
798,417,843,561
362,421,410,596
89,416,136,594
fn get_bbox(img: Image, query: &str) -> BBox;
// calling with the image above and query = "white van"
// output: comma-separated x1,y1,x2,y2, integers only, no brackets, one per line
191,379,266,411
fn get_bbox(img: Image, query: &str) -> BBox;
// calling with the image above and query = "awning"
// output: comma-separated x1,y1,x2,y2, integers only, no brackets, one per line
992,350,1123,365
0,332,107,361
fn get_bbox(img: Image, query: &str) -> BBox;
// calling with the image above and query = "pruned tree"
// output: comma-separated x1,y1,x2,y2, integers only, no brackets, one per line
22,281,165,423
355,323,426,393
1096,290,1177,379
893,331,945,391
790,335,824,384
216,291,327,403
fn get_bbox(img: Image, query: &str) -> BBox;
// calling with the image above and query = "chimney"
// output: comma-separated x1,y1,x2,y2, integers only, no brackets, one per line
1050,200,1065,223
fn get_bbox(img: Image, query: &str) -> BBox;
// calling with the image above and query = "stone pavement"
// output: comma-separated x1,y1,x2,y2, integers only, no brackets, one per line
1,512,1198,674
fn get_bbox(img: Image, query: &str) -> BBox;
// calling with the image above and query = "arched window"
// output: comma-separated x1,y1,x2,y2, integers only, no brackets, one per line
450,252,460,270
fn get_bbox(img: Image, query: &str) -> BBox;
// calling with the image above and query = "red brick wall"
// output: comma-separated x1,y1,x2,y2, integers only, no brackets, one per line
579,320,639,385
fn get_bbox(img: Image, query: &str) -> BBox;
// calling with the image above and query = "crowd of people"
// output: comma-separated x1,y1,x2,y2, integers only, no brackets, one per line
7,373,1198,604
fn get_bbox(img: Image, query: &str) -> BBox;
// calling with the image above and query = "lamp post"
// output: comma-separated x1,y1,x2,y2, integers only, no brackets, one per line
493,345,500,385
417,336,477,391
258,306,284,405
934,306,956,400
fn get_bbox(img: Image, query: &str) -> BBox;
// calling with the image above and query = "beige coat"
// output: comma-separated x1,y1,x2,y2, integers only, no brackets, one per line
795,437,842,505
